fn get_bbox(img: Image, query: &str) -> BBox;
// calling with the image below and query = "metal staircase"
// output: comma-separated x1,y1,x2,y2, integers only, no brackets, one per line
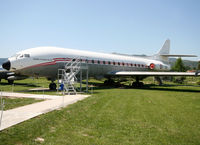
58,57,81,95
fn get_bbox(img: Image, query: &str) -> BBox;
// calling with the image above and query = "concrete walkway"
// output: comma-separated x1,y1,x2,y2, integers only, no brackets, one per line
0,92,89,131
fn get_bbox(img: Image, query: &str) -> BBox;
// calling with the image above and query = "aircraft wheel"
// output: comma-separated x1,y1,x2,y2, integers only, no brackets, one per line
49,83,57,90
8,80,14,84
139,82,144,87
132,82,144,88
104,80,108,85
109,79,115,84
104,79,114,85
132,82,137,87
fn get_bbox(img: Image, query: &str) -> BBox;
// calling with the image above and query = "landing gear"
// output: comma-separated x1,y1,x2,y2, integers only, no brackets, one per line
8,80,14,84
154,77,163,86
132,82,144,87
132,77,144,88
104,79,115,85
49,82,57,90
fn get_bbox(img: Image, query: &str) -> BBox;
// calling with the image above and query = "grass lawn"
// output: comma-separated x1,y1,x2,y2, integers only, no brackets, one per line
0,82,200,145
0,78,58,95
0,78,89,95
1,97,42,111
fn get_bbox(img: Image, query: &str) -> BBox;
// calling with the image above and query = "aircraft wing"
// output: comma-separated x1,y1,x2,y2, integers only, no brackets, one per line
107,71,200,77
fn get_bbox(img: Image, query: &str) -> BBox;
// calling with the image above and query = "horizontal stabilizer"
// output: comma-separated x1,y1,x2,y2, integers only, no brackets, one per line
160,54,197,57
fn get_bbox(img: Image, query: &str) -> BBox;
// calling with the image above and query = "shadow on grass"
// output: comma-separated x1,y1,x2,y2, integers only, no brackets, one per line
20,90,54,93
119,84,200,93
0,82,39,87
84,82,200,93
138,87,199,93
1,81,199,94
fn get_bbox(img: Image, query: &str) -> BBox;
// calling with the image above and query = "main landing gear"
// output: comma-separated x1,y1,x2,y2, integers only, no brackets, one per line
154,77,163,86
132,77,144,88
49,82,57,90
104,79,115,85
132,82,144,87
8,80,14,84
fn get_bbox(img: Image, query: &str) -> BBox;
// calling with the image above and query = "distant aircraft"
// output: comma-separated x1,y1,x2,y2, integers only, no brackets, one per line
2,39,199,90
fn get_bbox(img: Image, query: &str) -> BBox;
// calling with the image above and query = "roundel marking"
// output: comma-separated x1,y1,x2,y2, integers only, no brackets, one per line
150,63,155,70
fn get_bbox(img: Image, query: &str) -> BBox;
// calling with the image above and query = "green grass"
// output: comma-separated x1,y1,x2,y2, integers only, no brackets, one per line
0,78,90,95
1,97,42,110
0,78,48,91
0,81,200,145
0,78,58,95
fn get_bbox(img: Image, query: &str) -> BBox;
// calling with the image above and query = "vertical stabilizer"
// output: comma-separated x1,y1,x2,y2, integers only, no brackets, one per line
153,39,170,63
157,39,170,55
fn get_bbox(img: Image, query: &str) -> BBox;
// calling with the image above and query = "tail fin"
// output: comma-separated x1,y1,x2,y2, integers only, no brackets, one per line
152,39,196,62
153,39,170,63
157,39,170,55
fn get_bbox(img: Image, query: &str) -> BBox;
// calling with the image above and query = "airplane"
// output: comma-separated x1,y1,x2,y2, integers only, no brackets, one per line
2,39,200,90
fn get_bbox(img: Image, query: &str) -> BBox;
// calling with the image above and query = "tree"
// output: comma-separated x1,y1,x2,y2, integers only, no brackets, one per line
171,58,186,84
171,58,186,72
198,61,200,70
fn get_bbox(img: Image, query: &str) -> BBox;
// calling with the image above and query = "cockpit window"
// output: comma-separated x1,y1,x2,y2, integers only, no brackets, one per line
17,54,30,58
24,54,30,57
13,54,30,59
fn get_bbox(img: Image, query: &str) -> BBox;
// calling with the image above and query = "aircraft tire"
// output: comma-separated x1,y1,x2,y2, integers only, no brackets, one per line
8,80,14,84
104,79,114,85
139,82,144,87
132,82,137,87
104,80,108,85
49,83,57,90
132,82,144,88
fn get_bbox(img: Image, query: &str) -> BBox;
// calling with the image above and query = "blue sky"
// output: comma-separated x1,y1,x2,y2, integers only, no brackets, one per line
0,0,200,60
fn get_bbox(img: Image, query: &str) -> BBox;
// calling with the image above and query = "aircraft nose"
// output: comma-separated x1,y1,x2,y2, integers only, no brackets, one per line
2,60,11,71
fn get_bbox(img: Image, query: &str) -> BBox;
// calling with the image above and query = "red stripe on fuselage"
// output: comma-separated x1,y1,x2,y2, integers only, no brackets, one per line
22,57,150,70
25,58,71,69
53,58,72,61
26,61,57,69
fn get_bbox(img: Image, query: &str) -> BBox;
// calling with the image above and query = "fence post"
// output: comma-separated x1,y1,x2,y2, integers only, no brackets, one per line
0,91,5,129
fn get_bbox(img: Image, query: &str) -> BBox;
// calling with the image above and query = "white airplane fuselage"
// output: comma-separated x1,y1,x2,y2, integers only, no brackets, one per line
6,46,170,80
